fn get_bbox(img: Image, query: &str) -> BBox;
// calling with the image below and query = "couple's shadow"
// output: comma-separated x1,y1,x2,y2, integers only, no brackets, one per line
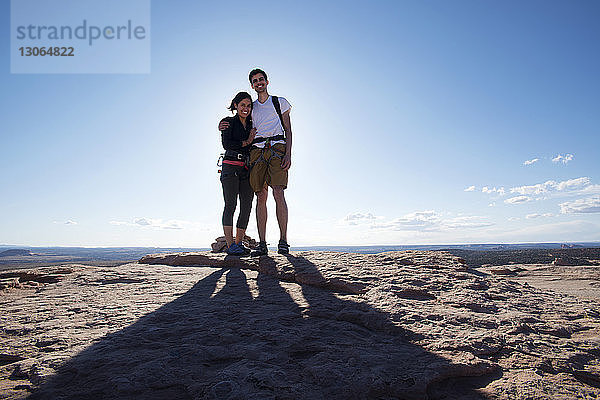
29,255,490,399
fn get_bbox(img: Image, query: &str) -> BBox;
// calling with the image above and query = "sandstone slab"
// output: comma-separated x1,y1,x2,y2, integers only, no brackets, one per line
0,251,599,399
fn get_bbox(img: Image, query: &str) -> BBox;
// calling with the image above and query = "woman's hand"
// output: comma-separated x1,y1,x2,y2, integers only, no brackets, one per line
241,128,257,147
218,120,230,131
248,128,257,142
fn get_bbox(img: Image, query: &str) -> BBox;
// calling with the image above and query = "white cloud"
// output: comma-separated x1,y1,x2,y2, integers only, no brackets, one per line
560,197,600,214
526,213,554,219
372,210,439,231
552,153,574,164
475,177,597,209
505,196,531,204
488,202,496,207
464,185,476,192
510,183,548,196
442,216,494,229
556,177,590,191
161,221,187,230
510,177,591,197
581,185,600,195
398,211,440,226
135,218,152,226
344,212,376,221
110,217,190,230
370,211,493,232
294,213,598,246
523,158,539,166
109,221,129,226
54,220,78,225
482,186,506,195
343,212,378,226
508,217,520,221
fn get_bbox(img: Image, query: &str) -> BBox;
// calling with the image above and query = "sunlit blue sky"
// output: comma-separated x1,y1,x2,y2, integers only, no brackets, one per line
1,0,599,247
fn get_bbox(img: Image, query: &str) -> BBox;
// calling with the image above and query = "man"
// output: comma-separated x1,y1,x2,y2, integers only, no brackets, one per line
219,68,293,255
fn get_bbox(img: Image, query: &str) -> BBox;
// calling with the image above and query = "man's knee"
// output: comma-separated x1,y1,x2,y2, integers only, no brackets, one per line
272,186,286,202
256,187,268,203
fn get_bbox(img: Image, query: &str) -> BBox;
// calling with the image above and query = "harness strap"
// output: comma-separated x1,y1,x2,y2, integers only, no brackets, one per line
250,146,284,168
222,160,246,167
224,149,246,160
252,134,286,145
272,96,286,138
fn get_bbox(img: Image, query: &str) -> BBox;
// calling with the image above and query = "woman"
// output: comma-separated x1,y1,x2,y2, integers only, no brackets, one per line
219,92,256,255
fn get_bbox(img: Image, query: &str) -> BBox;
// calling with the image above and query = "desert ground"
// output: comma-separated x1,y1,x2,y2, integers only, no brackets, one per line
1,248,600,399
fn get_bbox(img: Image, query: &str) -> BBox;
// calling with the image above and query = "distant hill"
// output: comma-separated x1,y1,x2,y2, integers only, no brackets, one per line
0,246,209,271
0,249,32,257
446,247,600,267
294,242,600,253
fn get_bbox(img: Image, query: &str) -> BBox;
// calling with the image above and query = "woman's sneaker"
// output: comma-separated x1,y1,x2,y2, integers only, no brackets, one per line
226,243,245,256
277,240,290,255
251,241,268,257
238,243,251,256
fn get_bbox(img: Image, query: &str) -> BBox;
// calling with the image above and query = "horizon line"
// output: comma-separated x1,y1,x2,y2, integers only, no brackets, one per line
1,241,600,250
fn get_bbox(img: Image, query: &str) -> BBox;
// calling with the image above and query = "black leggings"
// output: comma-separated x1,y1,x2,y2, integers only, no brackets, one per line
221,163,253,229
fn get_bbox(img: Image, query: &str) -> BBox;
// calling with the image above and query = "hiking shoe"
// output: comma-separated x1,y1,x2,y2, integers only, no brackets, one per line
225,243,245,256
238,243,251,256
251,241,268,257
277,240,290,255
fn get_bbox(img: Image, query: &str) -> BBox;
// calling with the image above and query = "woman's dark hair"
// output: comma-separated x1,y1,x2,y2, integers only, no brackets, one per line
228,91,253,113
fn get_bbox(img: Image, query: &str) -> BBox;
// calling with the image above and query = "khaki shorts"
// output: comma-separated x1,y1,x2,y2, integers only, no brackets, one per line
249,143,288,192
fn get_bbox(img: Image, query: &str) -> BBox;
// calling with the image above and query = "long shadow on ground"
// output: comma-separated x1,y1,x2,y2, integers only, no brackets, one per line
28,256,495,399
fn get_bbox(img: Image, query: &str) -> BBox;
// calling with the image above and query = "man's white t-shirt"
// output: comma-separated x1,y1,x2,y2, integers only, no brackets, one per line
252,95,291,149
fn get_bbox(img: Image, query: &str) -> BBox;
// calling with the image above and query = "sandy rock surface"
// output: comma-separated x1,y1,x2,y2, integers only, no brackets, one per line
481,263,600,301
1,251,600,399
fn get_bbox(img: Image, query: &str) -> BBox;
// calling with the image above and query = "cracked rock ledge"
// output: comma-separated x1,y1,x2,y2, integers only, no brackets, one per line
1,250,599,399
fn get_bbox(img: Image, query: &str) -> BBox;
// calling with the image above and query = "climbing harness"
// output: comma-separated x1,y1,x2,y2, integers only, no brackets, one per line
217,150,249,173
250,143,285,168
218,95,287,173
251,134,285,145
224,149,247,160
216,153,224,173
249,96,288,167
